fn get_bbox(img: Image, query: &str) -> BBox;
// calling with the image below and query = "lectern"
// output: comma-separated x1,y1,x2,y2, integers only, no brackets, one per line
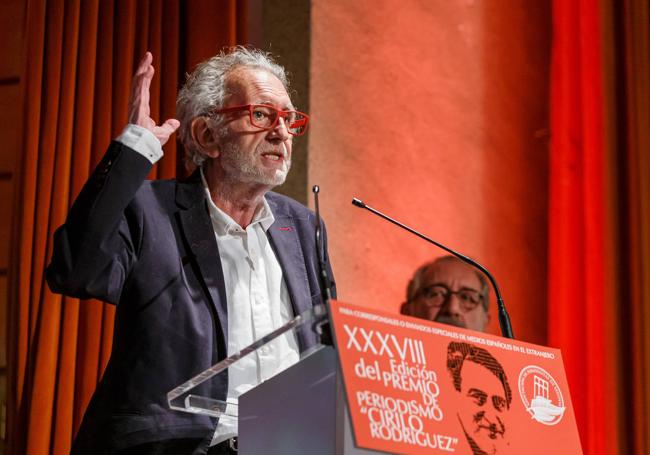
167,304,373,454
168,301,583,455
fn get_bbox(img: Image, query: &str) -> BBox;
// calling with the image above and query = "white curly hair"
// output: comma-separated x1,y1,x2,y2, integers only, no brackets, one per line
176,46,289,169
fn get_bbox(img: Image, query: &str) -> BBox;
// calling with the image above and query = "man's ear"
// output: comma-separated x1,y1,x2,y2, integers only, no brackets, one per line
190,117,221,158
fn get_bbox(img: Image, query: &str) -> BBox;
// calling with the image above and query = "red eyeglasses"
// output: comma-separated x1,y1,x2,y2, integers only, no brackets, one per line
212,104,310,136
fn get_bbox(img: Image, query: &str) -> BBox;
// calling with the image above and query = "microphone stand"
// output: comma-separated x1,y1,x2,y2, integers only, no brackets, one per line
351,198,515,339
312,185,333,345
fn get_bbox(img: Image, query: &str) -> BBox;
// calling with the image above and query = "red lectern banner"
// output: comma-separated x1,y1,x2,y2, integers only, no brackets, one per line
329,300,582,455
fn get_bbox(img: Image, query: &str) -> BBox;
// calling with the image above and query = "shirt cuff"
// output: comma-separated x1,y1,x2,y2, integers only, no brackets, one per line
116,124,163,164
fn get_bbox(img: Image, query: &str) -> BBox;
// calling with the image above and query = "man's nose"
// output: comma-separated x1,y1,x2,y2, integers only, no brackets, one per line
439,294,463,316
270,116,291,141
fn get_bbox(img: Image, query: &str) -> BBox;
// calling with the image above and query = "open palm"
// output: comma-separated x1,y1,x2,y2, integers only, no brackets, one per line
128,52,180,146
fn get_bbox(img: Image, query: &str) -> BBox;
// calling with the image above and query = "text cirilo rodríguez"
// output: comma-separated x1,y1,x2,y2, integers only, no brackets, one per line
355,387,455,451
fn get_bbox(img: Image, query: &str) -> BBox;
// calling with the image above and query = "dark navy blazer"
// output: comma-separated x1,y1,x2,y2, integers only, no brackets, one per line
46,141,335,453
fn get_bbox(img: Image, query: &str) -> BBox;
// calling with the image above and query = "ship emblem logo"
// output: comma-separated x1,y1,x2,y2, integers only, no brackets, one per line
517,365,566,426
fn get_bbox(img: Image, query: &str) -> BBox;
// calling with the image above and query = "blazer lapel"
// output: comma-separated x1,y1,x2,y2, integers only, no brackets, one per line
176,174,229,345
266,205,319,350
267,215,312,318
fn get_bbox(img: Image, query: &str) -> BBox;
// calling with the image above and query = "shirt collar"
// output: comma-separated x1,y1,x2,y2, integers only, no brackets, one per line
200,167,275,235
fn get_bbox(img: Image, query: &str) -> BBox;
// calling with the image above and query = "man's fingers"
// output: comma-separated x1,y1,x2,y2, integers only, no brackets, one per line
135,64,154,93
128,90,151,123
140,76,151,111
132,54,154,96
162,118,181,132
138,64,153,106
134,52,153,77
154,118,181,146
128,52,177,147
142,64,154,84
129,52,155,128
157,119,180,137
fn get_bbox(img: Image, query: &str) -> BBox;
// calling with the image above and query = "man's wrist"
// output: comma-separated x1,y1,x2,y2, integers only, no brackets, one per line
116,124,163,164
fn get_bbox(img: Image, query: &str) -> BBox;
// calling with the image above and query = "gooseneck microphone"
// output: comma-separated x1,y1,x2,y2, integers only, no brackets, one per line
313,186,333,303
351,197,515,339
312,186,335,346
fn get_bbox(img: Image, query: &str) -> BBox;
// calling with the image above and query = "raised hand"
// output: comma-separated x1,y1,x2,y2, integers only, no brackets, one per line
128,52,180,146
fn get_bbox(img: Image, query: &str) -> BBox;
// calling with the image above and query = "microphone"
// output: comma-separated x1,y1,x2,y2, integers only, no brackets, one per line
313,186,333,303
351,197,515,339
312,185,334,346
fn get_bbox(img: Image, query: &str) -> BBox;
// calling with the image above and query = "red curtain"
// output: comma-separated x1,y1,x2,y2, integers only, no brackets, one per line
549,0,650,453
7,1,247,454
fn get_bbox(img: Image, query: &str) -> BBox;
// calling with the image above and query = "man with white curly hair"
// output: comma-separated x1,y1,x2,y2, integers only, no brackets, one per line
47,47,334,454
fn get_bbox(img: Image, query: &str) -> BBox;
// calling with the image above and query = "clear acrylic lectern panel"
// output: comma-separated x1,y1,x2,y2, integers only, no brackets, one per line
167,303,329,420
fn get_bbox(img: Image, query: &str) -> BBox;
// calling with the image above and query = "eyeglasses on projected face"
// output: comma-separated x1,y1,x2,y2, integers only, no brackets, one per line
417,284,484,312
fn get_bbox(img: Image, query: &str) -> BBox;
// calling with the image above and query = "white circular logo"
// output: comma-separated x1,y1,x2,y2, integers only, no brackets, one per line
518,365,566,426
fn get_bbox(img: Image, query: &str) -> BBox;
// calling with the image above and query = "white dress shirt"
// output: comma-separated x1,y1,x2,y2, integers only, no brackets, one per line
201,169,300,444
117,124,300,445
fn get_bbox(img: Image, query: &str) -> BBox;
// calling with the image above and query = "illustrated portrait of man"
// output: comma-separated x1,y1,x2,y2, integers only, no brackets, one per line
446,341,512,455
401,256,490,332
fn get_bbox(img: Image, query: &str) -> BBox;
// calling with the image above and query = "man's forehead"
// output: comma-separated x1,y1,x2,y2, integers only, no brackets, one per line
225,67,291,106
423,259,481,288
462,360,504,393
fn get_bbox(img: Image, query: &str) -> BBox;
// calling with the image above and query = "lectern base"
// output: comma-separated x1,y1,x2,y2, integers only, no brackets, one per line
239,346,380,455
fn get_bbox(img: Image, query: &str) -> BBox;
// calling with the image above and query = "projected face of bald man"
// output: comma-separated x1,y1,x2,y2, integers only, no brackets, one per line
401,257,489,332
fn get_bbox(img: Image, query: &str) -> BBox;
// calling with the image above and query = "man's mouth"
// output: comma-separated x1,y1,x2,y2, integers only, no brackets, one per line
473,413,505,439
262,152,283,161
262,150,284,161
260,144,289,164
